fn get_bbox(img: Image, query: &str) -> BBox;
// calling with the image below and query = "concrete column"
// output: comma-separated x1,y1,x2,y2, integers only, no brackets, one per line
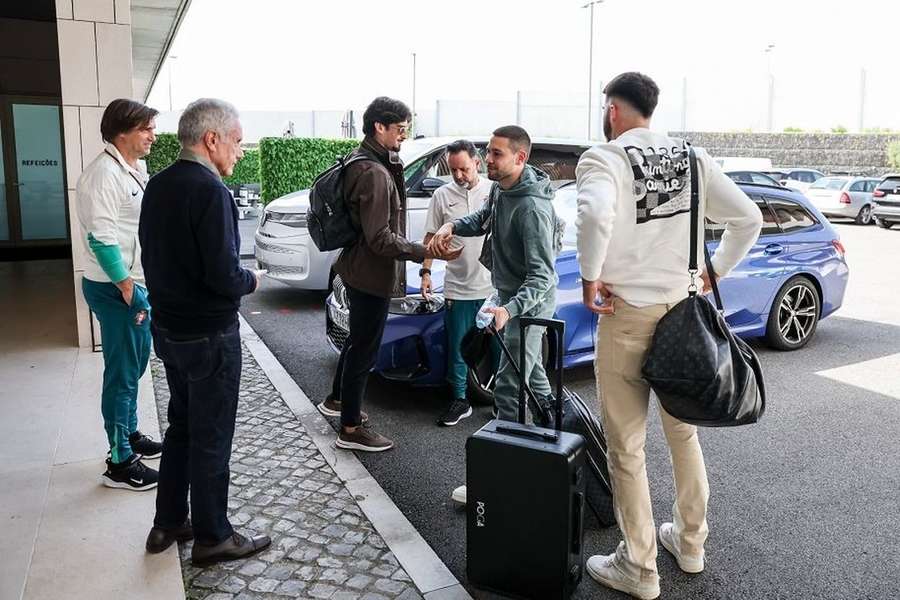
435,100,441,137
58,0,135,348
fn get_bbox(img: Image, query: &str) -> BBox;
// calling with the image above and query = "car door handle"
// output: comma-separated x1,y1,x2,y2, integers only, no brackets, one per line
764,243,784,255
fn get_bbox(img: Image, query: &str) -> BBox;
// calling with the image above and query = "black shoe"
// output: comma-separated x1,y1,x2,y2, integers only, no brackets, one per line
438,399,473,426
129,431,163,459
530,394,556,429
101,454,158,491
191,532,272,567
146,520,194,554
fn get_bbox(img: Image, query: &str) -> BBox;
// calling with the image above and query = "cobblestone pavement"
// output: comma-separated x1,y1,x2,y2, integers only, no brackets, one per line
151,345,423,600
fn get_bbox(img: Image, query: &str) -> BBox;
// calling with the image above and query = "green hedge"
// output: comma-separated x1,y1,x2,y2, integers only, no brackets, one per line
223,148,259,186
888,141,900,171
258,137,360,204
144,132,261,186
145,133,181,175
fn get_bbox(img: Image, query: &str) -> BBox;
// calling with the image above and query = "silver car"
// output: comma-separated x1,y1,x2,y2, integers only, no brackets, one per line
872,174,900,229
805,176,881,225
254,137,590,290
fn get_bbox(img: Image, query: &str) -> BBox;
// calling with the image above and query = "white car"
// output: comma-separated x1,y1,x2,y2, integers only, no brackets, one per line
254,136,591,290
762,168,825,193
805,176,881,225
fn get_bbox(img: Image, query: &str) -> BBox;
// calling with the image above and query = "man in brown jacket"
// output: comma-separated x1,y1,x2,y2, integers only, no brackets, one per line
318,97,461,451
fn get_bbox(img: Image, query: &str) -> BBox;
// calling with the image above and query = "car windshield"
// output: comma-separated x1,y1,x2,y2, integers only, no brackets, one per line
552,188,578,250
877,177,900,191
810,177,848,190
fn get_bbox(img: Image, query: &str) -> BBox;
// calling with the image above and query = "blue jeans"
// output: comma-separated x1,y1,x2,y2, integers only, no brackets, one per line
151,321,242,545
81,278,151,463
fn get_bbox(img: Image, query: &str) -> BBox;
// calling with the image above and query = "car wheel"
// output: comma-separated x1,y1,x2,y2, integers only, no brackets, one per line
875,217,894,229
765,276,820,351
466,332,550,406
855,204,873,225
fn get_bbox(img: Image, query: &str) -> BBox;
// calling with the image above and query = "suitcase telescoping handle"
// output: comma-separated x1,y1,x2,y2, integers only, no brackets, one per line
519,317,565,432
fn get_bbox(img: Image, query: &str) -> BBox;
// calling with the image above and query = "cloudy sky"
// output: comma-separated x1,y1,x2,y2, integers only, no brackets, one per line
147,0,899,134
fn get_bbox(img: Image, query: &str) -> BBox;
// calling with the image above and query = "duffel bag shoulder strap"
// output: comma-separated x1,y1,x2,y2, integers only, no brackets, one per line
688,146,724,311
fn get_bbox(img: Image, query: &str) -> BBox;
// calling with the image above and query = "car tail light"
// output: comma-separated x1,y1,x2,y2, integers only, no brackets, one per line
832,239,846,257
873,189,885,198
839,192,851,204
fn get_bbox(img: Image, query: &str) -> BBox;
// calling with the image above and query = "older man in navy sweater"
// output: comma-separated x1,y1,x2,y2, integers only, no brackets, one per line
139,98,268,566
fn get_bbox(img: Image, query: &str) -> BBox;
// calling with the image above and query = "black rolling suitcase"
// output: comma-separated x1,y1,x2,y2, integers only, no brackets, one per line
559,389,616,528
467,317,586,600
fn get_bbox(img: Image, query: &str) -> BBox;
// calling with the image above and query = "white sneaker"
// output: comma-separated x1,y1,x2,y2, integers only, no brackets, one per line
658,522,705,573
451,485,466,505
586,543,660,600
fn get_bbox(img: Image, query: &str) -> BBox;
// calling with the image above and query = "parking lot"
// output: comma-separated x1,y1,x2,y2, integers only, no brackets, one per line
239,222,899,599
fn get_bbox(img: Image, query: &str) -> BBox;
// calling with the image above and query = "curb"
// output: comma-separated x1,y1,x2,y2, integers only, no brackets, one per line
238,314,472,600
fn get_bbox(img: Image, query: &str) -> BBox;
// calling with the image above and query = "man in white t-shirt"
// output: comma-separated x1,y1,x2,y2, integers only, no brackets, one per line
576,72,762,600
422,140,497,427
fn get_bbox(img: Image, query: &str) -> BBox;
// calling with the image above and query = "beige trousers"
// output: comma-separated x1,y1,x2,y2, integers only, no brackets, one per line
595,298,710,580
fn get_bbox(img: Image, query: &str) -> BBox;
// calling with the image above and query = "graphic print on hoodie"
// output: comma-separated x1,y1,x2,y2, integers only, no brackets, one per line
624,140,691,224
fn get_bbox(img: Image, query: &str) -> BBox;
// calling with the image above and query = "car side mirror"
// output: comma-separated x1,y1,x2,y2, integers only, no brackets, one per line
420,177,444,194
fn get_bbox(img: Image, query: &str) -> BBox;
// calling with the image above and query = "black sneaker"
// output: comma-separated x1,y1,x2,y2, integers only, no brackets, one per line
129,431,163,459
438,399,473,426
101,454,159,491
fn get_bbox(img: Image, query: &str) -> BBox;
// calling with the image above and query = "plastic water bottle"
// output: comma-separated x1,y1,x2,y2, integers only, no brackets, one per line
475,293,501,329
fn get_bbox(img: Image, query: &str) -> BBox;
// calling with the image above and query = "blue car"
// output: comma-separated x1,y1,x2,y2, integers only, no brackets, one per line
325,182,849,403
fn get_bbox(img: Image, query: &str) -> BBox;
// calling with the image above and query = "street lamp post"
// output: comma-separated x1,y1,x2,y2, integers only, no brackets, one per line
582,0,604,140
167,55,178,111
411,52,417,136
764,44,775,132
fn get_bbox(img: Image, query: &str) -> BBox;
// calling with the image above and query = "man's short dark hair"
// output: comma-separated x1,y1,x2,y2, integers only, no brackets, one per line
446,139,479,159
362,96,412,137
492,125,531,158
603,72,659,119
100,99,159,143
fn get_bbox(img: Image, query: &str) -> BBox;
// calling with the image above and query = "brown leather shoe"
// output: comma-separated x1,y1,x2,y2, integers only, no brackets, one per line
335,422,394,452
146,520,193,554
317,396,368,423
191,532,271,567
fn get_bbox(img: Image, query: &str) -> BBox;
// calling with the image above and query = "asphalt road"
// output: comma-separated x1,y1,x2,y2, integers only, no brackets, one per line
239,223,900,600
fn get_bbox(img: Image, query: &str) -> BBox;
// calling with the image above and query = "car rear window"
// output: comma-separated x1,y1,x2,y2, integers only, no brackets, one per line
766,197,818,232
811,177,847,190
706,198,779,241
877,177,900,192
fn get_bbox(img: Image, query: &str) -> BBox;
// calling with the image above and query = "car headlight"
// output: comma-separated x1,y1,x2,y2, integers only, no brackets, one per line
265,210,307,228
389,294,446,315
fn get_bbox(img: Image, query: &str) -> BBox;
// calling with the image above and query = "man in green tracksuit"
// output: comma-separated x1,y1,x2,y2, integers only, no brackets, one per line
430,125,558,425
75,99,163,491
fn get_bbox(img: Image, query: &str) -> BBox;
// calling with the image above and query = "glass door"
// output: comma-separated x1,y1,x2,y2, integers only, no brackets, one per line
0,96,69,248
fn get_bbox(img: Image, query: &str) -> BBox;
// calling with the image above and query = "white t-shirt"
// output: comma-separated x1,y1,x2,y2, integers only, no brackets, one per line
424,177,495,301
575,128,763,307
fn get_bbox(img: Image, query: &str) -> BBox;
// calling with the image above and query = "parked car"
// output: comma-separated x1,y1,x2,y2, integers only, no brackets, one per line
762,168,825,192
726,171,783,186
254,137,590,290
805,176,881,225
872,174,900,229
715,157,773,171
325,183,849,402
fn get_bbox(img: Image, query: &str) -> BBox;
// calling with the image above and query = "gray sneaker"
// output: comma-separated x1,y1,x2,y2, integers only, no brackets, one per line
336,423,394,452
317,396,368,423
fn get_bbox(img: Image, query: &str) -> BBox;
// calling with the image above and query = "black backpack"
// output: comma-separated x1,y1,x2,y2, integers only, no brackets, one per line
306,154,372,251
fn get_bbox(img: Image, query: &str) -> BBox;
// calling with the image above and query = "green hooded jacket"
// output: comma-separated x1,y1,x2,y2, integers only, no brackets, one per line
453,165,558,318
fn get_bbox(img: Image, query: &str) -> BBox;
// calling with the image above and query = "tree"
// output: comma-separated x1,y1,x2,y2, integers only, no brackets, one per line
783,127,803,133
888,141,900,171
831,125,848,134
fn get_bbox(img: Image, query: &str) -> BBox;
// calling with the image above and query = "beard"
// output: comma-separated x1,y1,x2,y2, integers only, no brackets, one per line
603,109,613,141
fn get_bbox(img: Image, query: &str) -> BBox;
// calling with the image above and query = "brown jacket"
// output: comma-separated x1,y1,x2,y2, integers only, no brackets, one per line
333,137,426,298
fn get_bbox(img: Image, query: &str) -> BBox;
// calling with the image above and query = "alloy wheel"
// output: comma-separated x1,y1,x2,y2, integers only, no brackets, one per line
777,284,818,345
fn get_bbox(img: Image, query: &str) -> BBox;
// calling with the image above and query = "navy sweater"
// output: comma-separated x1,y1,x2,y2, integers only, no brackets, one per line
139,159,255,334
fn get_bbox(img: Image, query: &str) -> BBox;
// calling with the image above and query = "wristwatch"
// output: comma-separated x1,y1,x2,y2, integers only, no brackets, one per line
419,268,431,277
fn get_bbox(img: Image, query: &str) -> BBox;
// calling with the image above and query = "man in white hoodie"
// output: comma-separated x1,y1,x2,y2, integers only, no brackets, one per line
575,72,762,599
